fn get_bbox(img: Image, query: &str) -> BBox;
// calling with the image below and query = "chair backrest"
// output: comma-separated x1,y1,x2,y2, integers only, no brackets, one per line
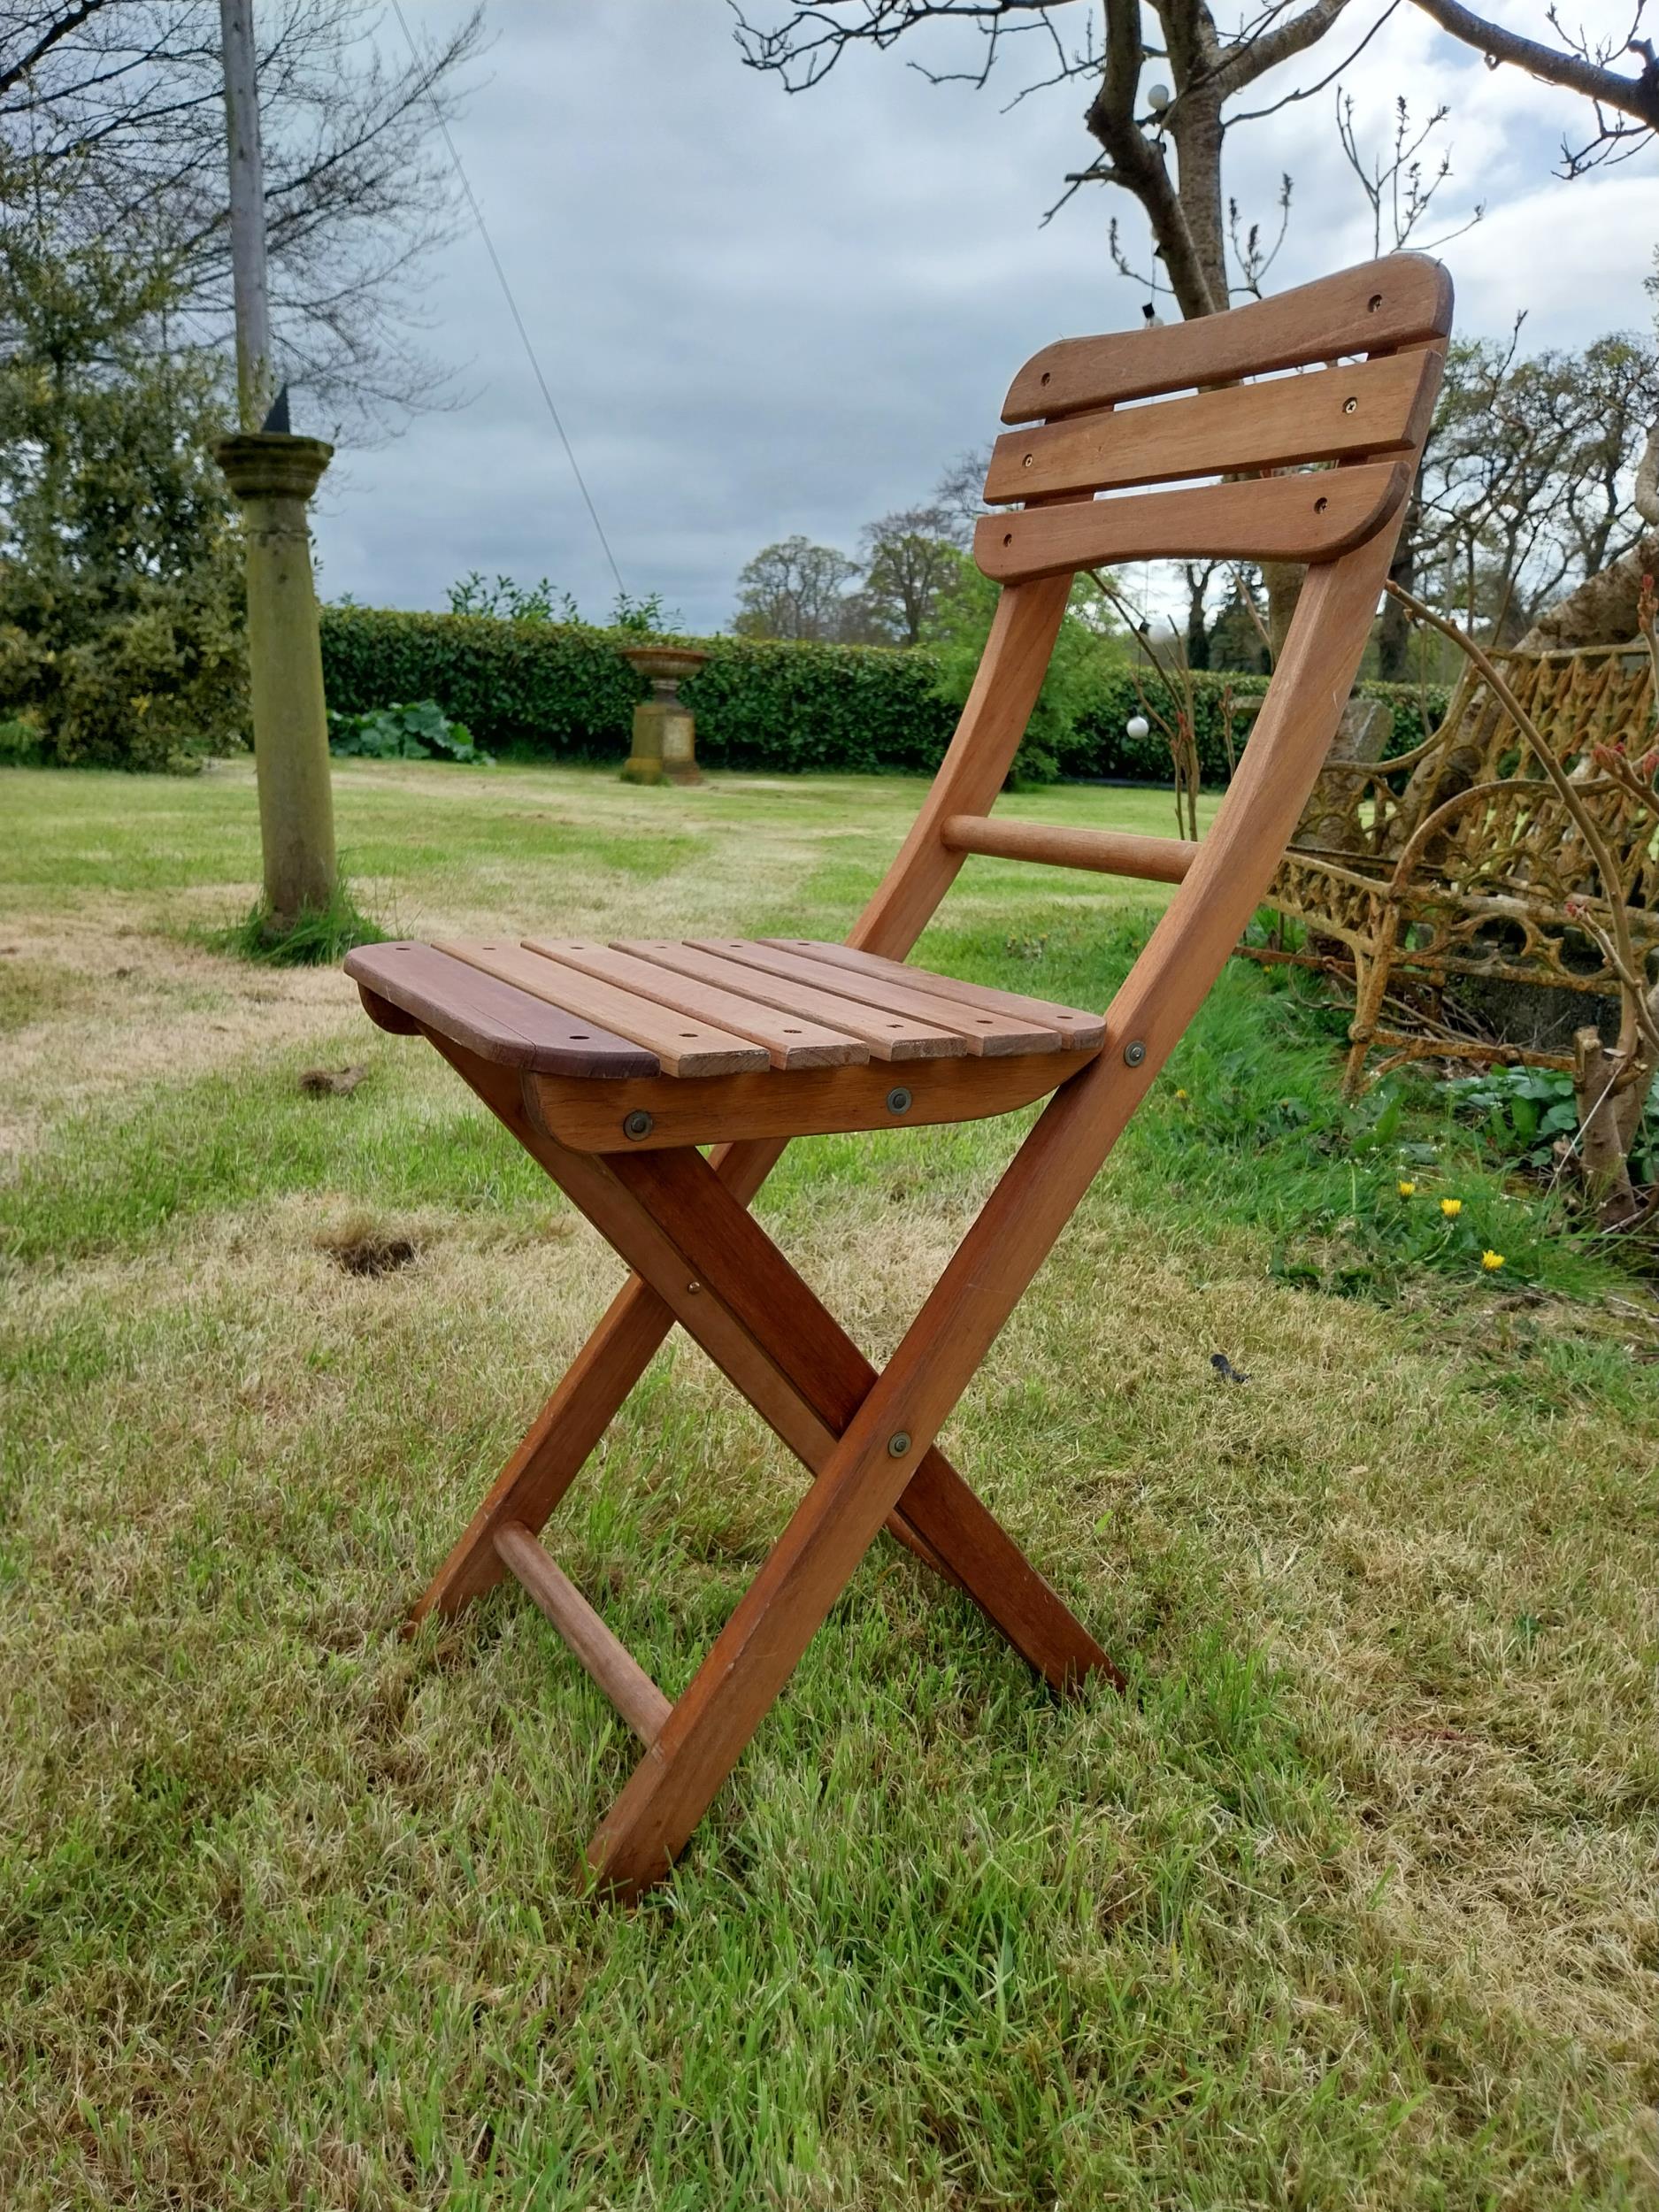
978,252,1448,582
853,253,1453,956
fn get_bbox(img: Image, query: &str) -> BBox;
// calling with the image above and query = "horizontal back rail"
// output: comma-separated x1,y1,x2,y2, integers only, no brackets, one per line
974,459,1409,585
940,816,1197,884
1003,252,1452,420
984,348,1439,504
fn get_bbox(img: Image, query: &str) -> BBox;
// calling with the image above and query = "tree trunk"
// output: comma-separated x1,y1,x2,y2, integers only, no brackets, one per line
1184,570,1211,668
1573,1025,1640,1224
1516,528,1659,652
1263,560,1302,660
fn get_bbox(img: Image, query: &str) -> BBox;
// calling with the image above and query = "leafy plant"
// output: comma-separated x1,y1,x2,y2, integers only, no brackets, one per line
610,588,679,637
1444,1061,1659,1183
445,572,583,624
326,698,487,764
0,711,45,765
1444,1065,1582,1167
0,231,247,772
442,574,680,638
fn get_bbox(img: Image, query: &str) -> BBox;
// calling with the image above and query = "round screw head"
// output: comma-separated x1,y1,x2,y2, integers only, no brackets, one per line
887,1432,911,1458
1124,1040,1147,1067
886,1087,913,1115
622,1110,654,1140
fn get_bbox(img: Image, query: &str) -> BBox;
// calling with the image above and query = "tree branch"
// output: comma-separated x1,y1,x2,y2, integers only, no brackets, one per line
1406,0,1659,128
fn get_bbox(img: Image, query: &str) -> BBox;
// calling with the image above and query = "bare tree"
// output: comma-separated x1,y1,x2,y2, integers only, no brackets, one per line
860,504,960,643
1408,329,1659,644
0,0,485,437
734,2,1379,324
932,444,994,543
735,2,1658,650
732,534,860,639
1335,89,1483,258
1405,0,1659,176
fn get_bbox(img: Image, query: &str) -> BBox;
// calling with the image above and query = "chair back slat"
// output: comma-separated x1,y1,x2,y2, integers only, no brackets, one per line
974,458,1410,585
983,348,1439,504
1002,252,1452,421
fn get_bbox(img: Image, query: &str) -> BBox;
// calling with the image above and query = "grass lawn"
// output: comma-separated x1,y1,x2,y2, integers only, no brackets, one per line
2,757,1656,2209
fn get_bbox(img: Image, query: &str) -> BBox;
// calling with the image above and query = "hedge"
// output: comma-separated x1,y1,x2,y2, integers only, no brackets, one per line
319,605,1447,786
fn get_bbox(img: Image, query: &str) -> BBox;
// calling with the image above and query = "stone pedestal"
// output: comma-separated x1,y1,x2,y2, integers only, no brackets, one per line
621,646,708,786
213,432,336,924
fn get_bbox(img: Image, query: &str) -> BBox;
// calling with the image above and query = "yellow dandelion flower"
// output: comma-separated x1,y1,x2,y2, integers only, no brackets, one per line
1174,1088,1188,1101
1396,1179,1416,1197
1440,1197,1463,1217
1481,1249,1505,1271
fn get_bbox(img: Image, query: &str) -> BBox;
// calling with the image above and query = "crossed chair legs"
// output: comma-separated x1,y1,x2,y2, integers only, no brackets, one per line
411,1039,1121,1902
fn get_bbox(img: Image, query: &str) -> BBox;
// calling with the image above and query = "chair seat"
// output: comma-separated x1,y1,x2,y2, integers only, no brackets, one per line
346,935,1105,1151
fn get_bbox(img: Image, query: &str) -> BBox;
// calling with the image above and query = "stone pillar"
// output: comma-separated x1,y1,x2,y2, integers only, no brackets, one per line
625,692,701,786
213,432,337,926
620,647,708,786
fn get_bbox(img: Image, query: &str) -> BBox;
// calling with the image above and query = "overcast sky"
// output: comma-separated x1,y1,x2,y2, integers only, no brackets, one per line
307,1,1657,634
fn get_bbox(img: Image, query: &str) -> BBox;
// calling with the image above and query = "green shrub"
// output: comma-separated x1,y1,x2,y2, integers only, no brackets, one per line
0,238,248,772
927,556,1129,783
318,604,1448,785
327,698,487,764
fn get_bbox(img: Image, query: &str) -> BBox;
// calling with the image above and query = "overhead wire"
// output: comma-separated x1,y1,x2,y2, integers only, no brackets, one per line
390,0,626,593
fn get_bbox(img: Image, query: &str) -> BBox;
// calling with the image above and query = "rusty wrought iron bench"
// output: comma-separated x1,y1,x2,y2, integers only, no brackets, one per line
1257,641,1658,1089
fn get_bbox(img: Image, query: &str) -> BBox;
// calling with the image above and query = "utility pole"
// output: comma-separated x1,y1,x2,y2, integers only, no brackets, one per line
219,0,274,431
215,0,340,934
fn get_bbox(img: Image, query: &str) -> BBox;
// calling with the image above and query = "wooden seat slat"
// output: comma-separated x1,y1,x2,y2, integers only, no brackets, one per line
438,941,770,1078
984,349,1437,504
344,942,661,1078
761,941,1106,1048
614,940,970,1061
523,939,869,1069
687,940,1061,1056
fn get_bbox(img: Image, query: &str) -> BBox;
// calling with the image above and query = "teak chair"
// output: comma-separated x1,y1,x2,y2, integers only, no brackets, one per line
346,253,1452,1901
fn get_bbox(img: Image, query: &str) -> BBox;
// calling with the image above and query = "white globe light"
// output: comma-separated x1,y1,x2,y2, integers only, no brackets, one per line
1126,714,1151,741
1147,81,1171,113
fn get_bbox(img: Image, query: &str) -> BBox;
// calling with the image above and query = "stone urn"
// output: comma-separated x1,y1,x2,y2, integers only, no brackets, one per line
621,644,708,786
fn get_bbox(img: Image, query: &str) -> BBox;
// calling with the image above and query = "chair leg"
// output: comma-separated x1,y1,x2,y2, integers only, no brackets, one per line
417,1044,1106,1689
604,1143,1118,1697
409,1043,1118,1897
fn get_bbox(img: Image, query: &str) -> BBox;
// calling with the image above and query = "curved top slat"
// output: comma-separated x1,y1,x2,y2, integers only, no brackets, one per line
1002,253,1453,423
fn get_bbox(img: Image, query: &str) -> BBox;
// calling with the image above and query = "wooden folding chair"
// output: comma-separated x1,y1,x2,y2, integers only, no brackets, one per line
346,253,1451,1901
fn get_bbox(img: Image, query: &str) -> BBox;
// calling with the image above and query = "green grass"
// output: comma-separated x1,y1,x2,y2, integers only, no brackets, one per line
214,883,390,967
2,759,1655,2208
